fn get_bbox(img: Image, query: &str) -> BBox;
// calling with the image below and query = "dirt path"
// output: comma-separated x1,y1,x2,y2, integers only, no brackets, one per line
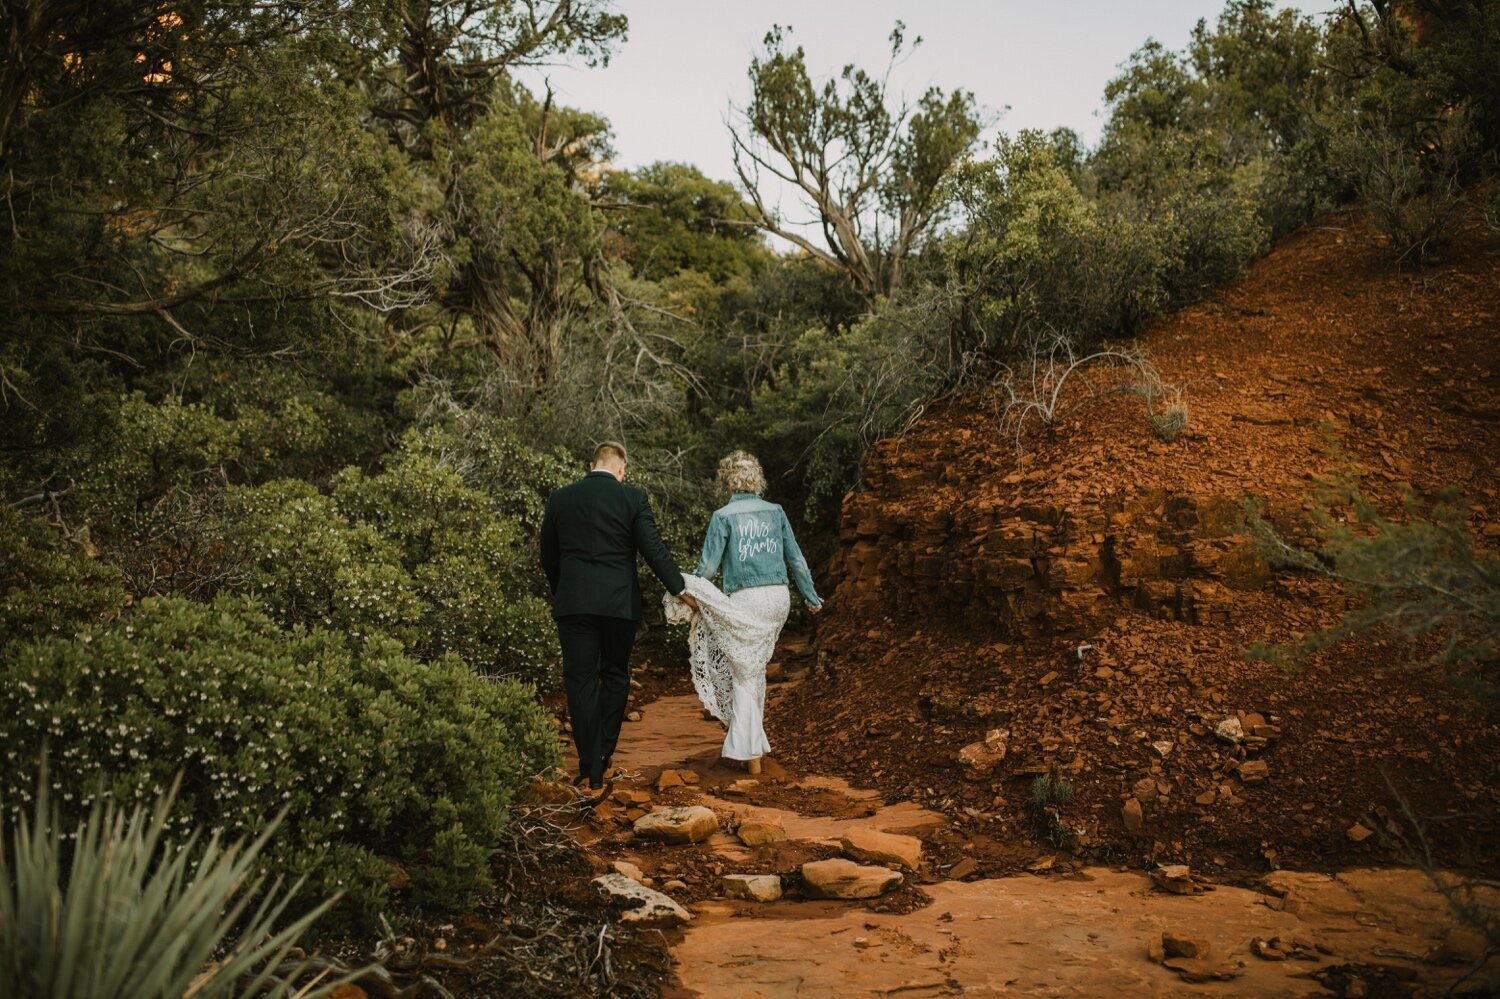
568,656,1494,998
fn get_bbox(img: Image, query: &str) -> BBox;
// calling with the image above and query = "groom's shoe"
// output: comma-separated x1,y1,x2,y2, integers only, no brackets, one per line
572,773,616,812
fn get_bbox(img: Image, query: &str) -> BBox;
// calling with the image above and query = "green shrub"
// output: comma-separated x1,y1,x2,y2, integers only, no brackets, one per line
222,479,426,646
220,435,561,688
0,771,341,998
0,507,123,648
722,304,950,523
400,419,576,535
1095,127,1269,300
0,596,560,924
333,443,558,684
73,393,247,517
943,130,1188,360
66,377,378,526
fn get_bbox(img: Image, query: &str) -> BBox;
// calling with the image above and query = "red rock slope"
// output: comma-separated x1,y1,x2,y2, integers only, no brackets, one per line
771,213,1500,879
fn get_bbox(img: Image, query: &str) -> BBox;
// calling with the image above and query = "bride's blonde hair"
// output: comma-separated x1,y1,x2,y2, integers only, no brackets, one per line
717,450,767,496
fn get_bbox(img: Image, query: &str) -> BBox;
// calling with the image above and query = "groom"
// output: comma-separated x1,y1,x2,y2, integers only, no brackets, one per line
539,441,693,790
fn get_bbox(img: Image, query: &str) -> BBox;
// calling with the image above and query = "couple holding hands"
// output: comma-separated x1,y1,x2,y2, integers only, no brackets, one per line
540,443,822,792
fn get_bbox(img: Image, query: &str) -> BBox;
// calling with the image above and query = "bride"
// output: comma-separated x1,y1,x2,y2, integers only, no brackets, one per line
664,451,822,774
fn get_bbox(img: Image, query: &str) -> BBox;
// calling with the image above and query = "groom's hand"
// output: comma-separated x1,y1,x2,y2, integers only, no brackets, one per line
679,592,699,609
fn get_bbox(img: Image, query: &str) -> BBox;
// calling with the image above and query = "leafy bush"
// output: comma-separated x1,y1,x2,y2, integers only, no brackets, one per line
0,596,560,924
333,441,559,683
65,367,390,527
1095,1,1331,241
221,433,560,687
73,392,250,517
1,772,341,998
943,129,1234,362
721,302,951,522
400,417,577,535
1094,127,1269,301
1316,1,1499,262
0,507,123,648
221,479,426,645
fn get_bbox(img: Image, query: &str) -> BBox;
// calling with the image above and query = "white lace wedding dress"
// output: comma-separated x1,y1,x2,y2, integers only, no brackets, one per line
664,573,790,760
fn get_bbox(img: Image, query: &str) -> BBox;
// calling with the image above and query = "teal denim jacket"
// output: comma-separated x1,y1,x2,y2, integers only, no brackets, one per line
694,493,822,606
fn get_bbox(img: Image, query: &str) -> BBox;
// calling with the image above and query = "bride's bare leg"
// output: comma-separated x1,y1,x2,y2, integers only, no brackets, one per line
747,757,761,775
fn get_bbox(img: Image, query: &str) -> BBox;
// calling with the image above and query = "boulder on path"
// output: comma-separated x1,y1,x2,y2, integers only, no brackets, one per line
722,874,783,902
839,828,923,870
593,873,692,927
633,806,718,845
801,859,902,899
1161,957,1243,983
737,814,788,846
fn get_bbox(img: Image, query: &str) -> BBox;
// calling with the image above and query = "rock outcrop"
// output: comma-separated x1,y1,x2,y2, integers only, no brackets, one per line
836,474,1266,639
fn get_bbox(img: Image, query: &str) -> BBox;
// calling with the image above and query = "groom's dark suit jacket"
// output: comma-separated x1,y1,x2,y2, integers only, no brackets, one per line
539,471,686,621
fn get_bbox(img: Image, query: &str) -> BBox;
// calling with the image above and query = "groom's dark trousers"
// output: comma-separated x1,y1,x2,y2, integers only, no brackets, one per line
539,470,686,785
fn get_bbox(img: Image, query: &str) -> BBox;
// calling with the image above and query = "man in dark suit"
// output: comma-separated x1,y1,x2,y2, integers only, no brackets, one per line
540,441,694,790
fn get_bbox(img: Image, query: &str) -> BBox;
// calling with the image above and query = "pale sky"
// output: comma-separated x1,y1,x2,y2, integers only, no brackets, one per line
516,1,1342,236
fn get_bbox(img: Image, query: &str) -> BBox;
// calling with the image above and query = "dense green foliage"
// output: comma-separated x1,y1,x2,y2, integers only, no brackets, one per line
225,432,560,686
1,774,339,998
0,596,559,922
1,0,1496,938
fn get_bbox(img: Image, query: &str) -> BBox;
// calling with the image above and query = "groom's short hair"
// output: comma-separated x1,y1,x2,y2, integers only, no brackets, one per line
592,441,628,467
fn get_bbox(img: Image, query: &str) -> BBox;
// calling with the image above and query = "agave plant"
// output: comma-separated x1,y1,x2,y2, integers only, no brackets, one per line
0,769,342,999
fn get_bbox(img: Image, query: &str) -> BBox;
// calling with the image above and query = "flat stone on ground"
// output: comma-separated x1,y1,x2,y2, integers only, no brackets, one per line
948,857,979,880
656,769,685,790
801,858,903,899
633,805,718,844
840,828,923,870
1151,864,1204,895
957,728,1009,776
722,874,783,902
737,814,788,846
593,873,692,927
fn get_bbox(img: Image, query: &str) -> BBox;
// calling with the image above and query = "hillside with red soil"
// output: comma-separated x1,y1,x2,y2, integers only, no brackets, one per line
771,213,1500,882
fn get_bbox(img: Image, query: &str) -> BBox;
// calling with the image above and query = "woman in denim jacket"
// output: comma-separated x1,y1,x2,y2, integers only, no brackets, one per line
667,451,821,774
